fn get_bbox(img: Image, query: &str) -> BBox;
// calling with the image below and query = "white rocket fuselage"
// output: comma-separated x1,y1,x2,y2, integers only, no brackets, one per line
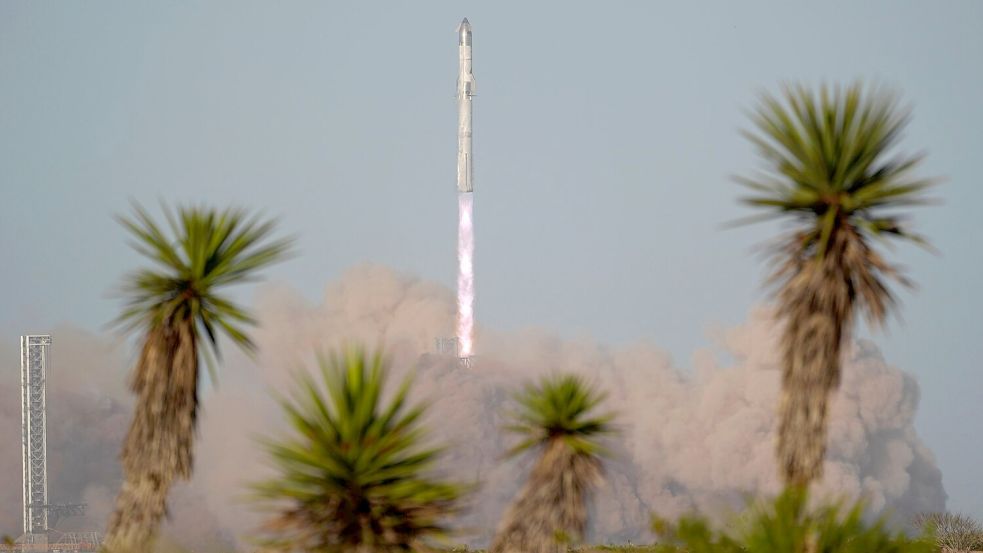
457,19,474,193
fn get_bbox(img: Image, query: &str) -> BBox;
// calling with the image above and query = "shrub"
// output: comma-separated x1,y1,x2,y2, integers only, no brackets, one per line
914,512,983,552
652,488,935,553
251,348,468,552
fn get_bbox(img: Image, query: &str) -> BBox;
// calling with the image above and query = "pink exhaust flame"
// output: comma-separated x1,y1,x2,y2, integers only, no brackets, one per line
457,192,474,359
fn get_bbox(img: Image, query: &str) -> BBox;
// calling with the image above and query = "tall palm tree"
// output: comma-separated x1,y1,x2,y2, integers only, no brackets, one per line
252,348,467,553
104,204,292,552
490,374,614,553
736,83,935,488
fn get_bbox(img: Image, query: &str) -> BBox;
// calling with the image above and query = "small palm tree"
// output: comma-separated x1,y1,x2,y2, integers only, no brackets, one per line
736,83,935,488
252,348,467,553
489,374,614,553
104,203,292,552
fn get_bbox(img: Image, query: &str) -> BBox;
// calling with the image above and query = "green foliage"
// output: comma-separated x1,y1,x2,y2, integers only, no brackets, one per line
586,546,661,552
438,546,663,552
505,374,614,456
734,83,937,488
252,347,468,552
652,489,935,553
736,82,935,259
103,203,293,552
116,202,293,369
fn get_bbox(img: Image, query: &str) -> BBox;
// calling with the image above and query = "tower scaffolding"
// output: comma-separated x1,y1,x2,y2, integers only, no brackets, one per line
13,335,97,552
21,335,50,540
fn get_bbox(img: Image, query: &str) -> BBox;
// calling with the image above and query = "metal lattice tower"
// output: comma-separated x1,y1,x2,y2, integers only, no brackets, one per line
20,334,50,537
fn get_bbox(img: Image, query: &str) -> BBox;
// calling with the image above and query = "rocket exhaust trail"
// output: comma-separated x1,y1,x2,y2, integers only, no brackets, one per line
457,193,474,359
456,18,475,364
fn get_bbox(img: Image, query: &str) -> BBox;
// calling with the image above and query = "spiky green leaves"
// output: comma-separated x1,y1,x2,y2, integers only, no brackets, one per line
491,375,614,553
104,203,292,552
116,203,293,361
505,374,614,457
736,84,936,487
653,488,935,553
738,83,935,260
252,348,467,552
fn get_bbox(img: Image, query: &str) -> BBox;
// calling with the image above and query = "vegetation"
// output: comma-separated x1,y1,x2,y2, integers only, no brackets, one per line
652,488,935,553
442,544,661,553
251,348,468,552
914,512,983,552
490,374,615,553
31,545,666,553
736,83,936,487
104,204,293,552
78,82,950,552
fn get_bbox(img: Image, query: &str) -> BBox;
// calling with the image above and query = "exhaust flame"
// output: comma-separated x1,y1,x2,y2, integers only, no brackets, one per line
457,192,474,358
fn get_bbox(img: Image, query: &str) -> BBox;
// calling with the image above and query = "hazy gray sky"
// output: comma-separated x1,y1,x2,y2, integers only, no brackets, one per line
1,2,981,518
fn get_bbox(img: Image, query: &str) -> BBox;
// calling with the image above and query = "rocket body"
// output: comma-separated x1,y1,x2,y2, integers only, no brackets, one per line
456,18,474,193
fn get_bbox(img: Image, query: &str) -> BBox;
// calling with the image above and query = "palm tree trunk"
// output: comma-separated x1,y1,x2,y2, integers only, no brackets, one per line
490,439,601,553
104,319,198,552
776,260,851,488
102,472,173,552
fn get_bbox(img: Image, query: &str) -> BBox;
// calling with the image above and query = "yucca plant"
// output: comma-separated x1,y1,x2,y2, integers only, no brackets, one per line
652,488,935,553
104,203,292,552
252,348,467,553
489,374,614,553
736,83,936,487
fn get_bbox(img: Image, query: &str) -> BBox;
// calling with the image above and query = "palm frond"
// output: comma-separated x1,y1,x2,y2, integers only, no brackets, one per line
736,82,936,265
252,347,467,552
491,375,615,553
105,203,292,552
113,202,293,359
506,374,614,457
734,83,936,488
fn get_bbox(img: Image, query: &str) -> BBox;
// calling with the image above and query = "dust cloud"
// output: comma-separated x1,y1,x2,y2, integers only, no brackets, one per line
0,264,946,548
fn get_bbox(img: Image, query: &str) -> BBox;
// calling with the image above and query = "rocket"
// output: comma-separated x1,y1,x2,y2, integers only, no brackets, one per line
457,18,475,193
455,18,476,365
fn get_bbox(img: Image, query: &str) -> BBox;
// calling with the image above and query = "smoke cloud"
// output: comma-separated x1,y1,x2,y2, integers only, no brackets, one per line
0,264,946,548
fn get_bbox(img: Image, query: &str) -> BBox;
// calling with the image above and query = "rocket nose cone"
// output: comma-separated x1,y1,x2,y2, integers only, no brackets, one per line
458,18,472,44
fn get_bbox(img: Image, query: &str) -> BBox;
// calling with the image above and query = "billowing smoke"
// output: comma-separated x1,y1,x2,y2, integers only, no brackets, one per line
191,264,946,546
0,264,946,548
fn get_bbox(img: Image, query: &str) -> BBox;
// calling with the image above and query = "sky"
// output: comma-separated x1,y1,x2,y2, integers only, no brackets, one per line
1,1,981,519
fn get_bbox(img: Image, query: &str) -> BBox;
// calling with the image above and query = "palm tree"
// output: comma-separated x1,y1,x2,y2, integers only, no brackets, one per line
104,203,292,552
252,348,467,553
736,83,935,488
489,374,614,553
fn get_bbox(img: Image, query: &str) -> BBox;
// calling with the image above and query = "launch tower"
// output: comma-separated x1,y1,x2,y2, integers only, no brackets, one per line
16,335,92,551
21,334,51,540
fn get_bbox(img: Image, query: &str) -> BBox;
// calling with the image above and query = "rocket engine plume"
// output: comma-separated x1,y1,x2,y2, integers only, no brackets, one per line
457,192,475,358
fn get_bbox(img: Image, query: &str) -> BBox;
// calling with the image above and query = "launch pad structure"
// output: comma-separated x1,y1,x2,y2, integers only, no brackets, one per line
3,336,101,553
